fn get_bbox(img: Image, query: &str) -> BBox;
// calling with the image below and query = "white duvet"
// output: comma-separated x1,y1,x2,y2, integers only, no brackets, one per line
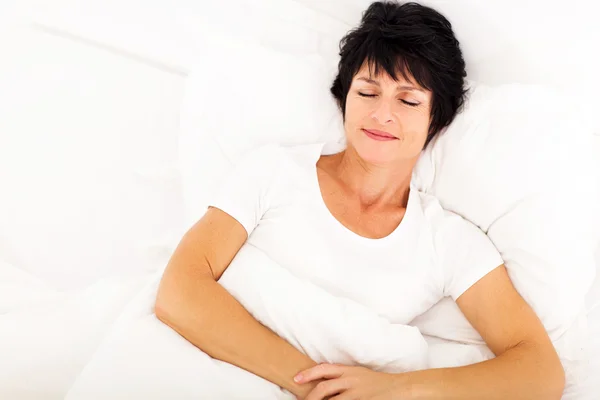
62,242,600,400
1,249,596,400
64,244,491,400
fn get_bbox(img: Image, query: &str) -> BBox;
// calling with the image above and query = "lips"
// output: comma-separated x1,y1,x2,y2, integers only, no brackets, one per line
362,128,398,141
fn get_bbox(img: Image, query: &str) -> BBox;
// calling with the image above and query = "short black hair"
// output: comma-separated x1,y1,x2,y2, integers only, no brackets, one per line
331,1,467,147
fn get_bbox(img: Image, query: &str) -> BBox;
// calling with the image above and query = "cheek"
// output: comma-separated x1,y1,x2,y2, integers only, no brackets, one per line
344,101,366,129
403,111,430,135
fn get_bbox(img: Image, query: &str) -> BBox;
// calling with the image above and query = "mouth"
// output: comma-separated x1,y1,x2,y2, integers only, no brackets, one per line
362,128,398,141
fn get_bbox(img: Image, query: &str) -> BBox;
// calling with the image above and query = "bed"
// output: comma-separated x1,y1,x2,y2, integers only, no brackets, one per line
1,0,598,398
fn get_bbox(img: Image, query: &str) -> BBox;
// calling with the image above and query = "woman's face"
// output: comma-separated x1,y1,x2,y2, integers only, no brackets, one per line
344,63,433,165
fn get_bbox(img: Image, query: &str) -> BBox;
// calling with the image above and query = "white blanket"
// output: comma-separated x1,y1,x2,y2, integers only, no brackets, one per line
65,245,434,399
222,245,429,373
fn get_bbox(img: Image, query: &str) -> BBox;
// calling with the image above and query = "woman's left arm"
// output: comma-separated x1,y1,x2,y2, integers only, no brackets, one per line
296,265,565,400
397,264,565,399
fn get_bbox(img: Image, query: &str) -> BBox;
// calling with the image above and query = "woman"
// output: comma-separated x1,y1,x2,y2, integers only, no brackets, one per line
155,1,565,399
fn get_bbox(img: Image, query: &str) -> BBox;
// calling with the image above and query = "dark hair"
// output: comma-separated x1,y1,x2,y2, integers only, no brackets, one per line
331,1,467,147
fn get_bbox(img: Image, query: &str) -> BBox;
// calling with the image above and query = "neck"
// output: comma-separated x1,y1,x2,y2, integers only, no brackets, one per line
331,145,417,209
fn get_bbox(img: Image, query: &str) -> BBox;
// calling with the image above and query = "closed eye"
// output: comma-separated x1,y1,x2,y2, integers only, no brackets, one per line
401,100,419,107
358,93,419,107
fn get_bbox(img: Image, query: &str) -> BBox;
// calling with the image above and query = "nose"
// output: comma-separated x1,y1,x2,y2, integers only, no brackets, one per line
370,98,394,125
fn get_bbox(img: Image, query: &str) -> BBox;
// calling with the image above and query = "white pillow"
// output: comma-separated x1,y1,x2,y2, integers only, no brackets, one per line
178,28,344,226
0,259,57,314
0,18,185,290
412,83,599,357
177,9,599,370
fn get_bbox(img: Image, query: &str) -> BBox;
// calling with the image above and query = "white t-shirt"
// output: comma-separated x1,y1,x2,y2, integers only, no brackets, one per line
209,143,503,324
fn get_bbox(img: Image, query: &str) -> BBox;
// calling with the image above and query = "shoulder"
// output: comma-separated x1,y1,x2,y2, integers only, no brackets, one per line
416,191,472,234
414,191,504,300
221,142,323,201
415,190,497,254
210,143,321,235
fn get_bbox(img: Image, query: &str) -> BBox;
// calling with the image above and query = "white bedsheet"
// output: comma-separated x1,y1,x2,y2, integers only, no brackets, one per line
0,271,149,400
581,303,600,399
1,261,598,399
573,247,600,399
64,245,599,399
65,244,430,399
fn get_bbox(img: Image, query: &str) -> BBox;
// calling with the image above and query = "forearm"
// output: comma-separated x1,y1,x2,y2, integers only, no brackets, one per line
155,275,317,397
399,341,565,400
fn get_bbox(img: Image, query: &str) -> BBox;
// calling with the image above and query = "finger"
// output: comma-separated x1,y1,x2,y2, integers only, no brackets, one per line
305,378,351,400
295,364,346,383
330,391,357,400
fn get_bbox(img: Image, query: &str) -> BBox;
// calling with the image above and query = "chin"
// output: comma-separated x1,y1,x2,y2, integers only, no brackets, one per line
350,134,402,165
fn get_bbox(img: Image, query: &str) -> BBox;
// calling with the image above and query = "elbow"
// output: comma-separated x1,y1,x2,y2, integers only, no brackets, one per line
154,293,189,335
154,292,173,326
154,282,182,329
548,360,566,400
153,269,188,327
153,275,211,332
537,350,565,400
517,340,565,400
154,297,169,324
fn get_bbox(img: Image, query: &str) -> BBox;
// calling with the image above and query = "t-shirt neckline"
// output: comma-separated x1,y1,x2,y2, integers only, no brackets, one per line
310,142,418,245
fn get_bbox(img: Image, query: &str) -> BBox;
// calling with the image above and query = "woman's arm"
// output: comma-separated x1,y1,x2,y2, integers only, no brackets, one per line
399,264,565,399
154,207,318,398
296,265,565,400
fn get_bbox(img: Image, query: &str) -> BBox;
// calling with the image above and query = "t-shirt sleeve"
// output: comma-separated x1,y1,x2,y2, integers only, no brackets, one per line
435,212,505,301
207,145,281,236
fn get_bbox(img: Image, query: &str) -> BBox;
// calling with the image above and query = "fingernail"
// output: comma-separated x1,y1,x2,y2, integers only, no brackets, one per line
294,374,302,383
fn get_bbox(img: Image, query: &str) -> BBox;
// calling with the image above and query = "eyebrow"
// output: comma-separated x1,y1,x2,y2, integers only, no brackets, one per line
356,77,426,92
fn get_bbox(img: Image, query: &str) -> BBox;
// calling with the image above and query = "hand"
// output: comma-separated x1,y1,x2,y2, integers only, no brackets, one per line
294,363,409,400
